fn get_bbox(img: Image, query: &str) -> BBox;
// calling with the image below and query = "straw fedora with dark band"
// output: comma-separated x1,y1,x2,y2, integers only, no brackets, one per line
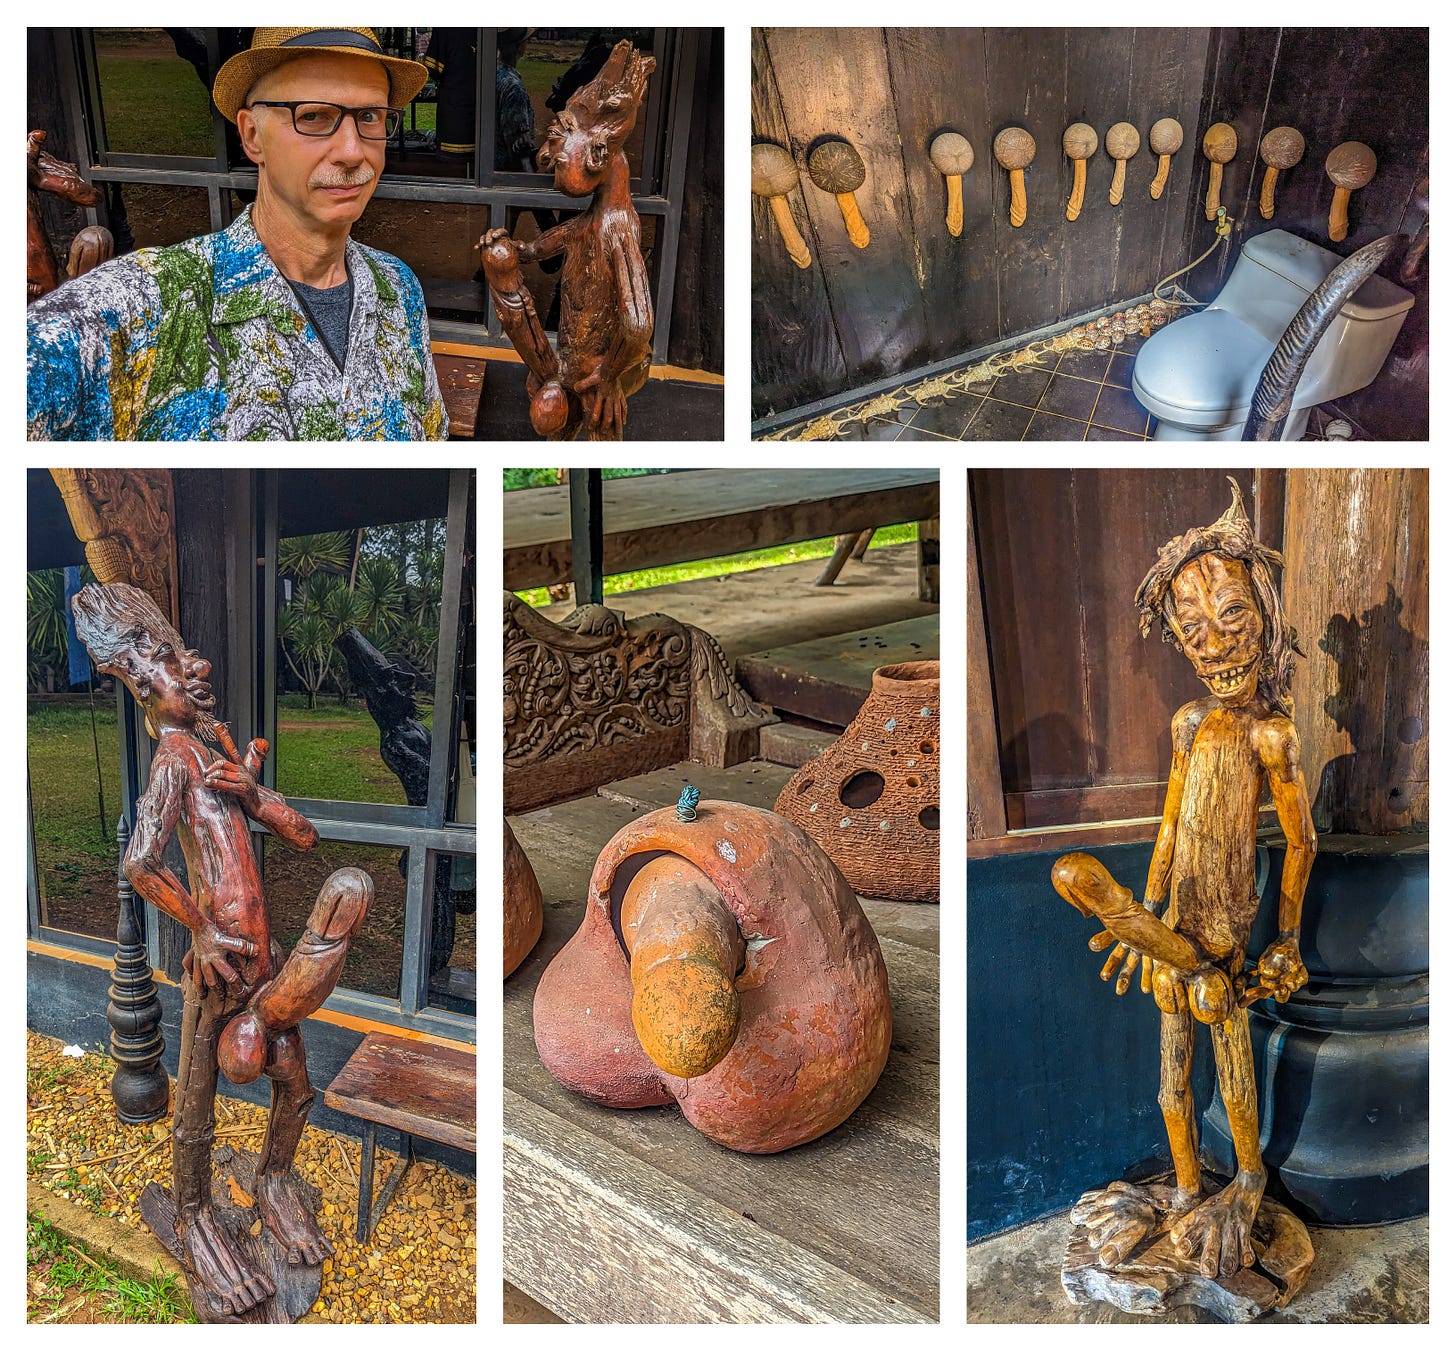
212,28,429,122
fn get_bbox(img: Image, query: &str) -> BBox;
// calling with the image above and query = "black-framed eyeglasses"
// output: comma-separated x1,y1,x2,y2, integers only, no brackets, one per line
247,101,401,140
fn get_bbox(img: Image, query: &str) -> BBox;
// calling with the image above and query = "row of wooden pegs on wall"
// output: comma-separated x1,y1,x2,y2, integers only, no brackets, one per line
753,123,1377,269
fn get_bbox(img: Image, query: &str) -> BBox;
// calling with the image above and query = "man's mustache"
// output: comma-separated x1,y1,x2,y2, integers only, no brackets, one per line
309,165,377,189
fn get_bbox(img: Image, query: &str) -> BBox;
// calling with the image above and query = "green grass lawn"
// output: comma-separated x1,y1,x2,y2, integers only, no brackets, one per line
96,57,214,157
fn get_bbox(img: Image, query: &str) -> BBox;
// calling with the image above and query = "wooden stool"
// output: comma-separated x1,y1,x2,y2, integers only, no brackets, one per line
322,1032,476,1241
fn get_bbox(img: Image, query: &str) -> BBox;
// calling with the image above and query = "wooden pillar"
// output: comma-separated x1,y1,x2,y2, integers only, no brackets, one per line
916,517,939,603
1281,467,1428,835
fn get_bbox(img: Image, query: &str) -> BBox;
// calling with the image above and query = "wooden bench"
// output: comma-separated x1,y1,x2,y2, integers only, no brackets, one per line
322,1032,476,1241
503,468,940,591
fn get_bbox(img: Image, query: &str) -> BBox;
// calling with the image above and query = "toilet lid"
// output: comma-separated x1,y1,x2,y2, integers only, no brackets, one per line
1132,310,1274,420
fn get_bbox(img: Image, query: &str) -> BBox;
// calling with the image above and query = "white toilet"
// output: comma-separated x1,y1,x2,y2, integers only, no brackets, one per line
1133,229,1414,440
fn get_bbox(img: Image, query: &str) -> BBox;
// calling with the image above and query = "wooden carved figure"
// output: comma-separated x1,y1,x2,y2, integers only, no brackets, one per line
1258,127,1305,220
807,139,871,248
929,132,974,237
1148,117,1183,200
993,126,1036,227
1062,124,1098,222
1105,122,1140,206
479,41,656,440
71,583,372,1323
28,129,113,302
1325,141,1376,243
1202,122,1238,220
1049,481,1317,1320
751,141,812,269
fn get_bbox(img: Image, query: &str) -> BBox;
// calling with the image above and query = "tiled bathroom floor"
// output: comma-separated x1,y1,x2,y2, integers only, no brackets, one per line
836,335,1156,442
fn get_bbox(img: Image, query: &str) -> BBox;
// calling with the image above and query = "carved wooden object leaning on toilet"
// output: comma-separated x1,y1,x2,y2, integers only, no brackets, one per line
1048,481,1316,1321
533,798,893,1153
774,661,939,904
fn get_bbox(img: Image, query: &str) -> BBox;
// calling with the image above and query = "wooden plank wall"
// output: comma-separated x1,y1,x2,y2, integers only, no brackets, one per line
751,27,1210,419
1182,27,1428,438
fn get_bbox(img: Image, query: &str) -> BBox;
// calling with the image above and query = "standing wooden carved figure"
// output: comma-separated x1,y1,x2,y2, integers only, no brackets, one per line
71,583,372,1323
1049,481,1317,1321
479,41,656,441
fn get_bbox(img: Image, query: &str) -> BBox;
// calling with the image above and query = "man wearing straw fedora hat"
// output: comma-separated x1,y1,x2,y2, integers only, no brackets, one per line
28,27,448,440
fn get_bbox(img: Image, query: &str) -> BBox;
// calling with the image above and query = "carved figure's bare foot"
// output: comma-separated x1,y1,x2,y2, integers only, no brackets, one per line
1169,1170,1265,1278
182,1206,275,1315
255,1170,333,1266
1070,1181,1158,1266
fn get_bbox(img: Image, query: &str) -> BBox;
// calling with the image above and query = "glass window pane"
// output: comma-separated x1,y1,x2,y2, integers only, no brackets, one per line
273,476,449,807
94,28,217,157
349,202,488,325
427,850,476,1017
28,568,121,943
263,837,406,1001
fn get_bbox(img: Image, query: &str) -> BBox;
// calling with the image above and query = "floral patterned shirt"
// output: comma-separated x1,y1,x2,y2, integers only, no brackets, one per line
27,207,448,441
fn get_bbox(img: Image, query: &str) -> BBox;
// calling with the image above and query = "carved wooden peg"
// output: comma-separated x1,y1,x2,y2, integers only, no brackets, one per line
1325,141,1376,242
1148,117,1184,200
1259,127,1305,219
1063,123,1098,222
993,126,1036,227
807,139,870,248
751,141,812,269
1202,122,1238,219
1106,122,1140,206
929,131,974,237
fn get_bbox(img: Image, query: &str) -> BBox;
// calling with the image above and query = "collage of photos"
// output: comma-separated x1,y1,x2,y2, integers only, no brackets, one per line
21,21,1429,1332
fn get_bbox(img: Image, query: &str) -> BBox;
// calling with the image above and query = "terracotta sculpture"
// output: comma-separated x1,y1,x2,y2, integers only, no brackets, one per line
71,582,372,1323
504,819,543,977
478,40,655,440
774,660,940,904
533,794,892,1153
1049,481,1317,1320
28,129,112,302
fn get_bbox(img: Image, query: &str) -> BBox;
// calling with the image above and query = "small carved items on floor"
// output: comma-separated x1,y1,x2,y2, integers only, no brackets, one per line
1202,122,1238,219
28,129,113,302
1062,124,1098,222
1148,118,1183,199
807,139,871,249
71,583,371,1323
1047,481,1317,1321
1258,127,1305,219
929,131,974,237
774,660,940,904
993,127,1036,227
1105,122,1139,205
1325,141,1376,242
505,820,543,978
533,798,892,1153
479,40,656,440
752,142,812,269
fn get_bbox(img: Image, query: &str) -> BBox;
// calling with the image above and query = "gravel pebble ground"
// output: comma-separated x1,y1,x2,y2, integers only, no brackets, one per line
27,1031,476,1323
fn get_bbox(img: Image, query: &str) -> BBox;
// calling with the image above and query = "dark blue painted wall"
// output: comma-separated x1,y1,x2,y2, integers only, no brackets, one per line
966,842,1215,1241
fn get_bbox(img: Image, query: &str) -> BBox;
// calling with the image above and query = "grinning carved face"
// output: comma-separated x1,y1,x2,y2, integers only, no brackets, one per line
1168,553,1266,705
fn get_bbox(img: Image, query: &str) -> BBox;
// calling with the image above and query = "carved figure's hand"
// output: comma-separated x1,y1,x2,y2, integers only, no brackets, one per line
1088,895,1163,996
1246,936,1308,1004
185,921,258,994
203,743,265,809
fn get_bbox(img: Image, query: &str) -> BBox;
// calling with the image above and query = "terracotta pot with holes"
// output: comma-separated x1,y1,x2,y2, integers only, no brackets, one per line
532,799,892,1153
774,660,940,903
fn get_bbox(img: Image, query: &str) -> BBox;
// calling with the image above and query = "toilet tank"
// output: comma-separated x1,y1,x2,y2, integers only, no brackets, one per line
1212,230,1414,404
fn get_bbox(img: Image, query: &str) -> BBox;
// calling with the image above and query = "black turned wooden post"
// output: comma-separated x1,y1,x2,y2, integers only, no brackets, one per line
569,468,604,605
107,814,169,1123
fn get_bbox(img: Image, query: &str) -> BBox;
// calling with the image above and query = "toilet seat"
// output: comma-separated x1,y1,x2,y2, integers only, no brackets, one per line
1132,309,1282,429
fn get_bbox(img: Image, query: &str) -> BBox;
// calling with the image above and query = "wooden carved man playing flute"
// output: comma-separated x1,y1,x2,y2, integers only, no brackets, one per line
72,582,372,1320
1050,480,1317,1316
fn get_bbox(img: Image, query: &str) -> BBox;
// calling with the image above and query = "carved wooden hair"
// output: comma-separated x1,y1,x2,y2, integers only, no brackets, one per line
72,581,186,669
537,39,656,170
1134,478,1302,714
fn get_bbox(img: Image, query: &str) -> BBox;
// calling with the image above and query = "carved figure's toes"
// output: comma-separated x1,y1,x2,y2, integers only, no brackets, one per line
1071,1182,1158,1266
183,1208,274,1313
255,1171,331,1269
1170,1178,1261,1279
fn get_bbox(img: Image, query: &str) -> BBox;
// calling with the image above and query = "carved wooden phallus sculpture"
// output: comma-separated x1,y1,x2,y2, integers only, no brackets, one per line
70,583,371,1323
1259,126,1305,220
1063,123,1098,222
1047,481,1316,1321
533,796,892,1153
479,40,655,441
929,131,974,237
993,127,1036,228
1325,141,1376,243
28,129,113,302
807,139,871,249
751,141,812,269
1148,117,1183,200
505,820,543,978
1105,122,1140,206
1202,122,1238,220
774,661,939,904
